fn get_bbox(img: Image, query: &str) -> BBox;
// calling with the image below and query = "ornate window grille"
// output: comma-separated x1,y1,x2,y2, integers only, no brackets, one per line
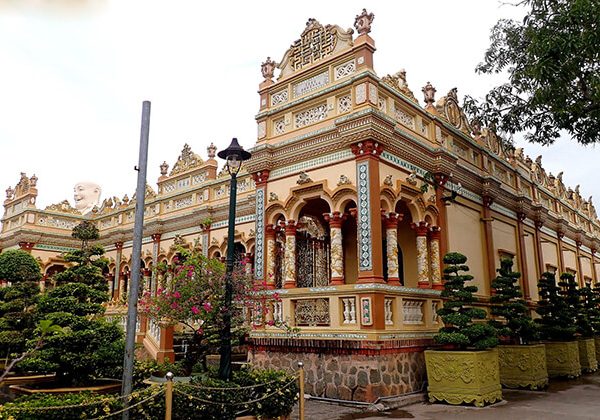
294,298,330,326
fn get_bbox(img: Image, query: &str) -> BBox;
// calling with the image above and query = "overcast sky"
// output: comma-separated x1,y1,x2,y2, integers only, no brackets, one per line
0,0,597,211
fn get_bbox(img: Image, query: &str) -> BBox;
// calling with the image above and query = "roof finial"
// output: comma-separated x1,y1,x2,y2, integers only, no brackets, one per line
354,9,374,35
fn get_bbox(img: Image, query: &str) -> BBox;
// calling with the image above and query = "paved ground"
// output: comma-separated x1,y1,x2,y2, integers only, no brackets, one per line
290,371,600,419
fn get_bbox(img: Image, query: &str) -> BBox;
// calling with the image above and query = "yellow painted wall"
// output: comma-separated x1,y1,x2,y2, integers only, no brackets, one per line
580,256,592,280
447,204,487,295
563,249,577,273
492,219,518,271
541,240,559,271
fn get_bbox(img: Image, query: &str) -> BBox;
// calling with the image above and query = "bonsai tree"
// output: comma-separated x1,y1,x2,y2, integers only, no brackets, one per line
53,221,108,291
589,282,600,335
18,222,124,386
0,249,42,284
535,272,577,341
489,258,538,344
0,250,42,362
435,252,498,349
569,276,594,339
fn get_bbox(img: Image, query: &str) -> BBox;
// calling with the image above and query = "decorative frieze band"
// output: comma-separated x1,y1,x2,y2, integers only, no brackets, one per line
356,161,372,271
254,188,265,279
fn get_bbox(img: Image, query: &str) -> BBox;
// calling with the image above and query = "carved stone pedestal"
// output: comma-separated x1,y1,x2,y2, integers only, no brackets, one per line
498,344,548,390
578,338,598,373
544,341,581,378
424,349,502,407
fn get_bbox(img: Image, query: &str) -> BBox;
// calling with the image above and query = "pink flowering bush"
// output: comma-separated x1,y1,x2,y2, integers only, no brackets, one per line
139,246,291,375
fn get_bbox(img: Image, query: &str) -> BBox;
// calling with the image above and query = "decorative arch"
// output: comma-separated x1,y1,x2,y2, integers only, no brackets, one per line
265,203,287,225
286,183,334,221
331,186,357,213
380,187,396,212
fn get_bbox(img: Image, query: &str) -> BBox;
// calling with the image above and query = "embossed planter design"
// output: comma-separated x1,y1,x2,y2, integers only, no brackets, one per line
544,341,581,378
497,344,548,390
424,349,502,407
578,338,598,373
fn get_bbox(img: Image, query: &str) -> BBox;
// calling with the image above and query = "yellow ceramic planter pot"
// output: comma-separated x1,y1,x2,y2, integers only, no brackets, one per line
424,349,502,407
544,341,581,378
497,344,548,390
578,338,598,373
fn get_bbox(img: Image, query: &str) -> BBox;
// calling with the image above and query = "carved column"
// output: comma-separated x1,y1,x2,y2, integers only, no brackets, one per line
412,221,431,288
384,212,401,286
482,196,496,288
324,211,346,285
252,170,270,283
428,226,443,290
433,173,450,262
244,252,253,276
283,220,297,289
534,220,545,276
351,140,385,283
151,233,161,296
557,231,565,274
114,241,123,301
516,213,531,300
200,225,210,258
576,240,584,286
592,248,598,284
265,224,277,289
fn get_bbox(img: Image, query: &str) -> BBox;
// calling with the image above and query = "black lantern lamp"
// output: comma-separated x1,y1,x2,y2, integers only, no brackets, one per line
217,138,251,380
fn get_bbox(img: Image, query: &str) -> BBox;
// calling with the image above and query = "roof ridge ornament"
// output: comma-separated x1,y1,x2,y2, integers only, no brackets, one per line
261,57,277,82
170,143,204,176
354,8,374,35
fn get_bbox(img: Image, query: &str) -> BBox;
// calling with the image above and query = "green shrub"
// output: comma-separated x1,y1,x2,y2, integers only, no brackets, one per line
435,252,498,349
489,258,538,344
535,271,577,341
0,250,41,283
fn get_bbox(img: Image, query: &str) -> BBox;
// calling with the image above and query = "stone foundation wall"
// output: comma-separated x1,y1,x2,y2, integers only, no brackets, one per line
249,347,426,402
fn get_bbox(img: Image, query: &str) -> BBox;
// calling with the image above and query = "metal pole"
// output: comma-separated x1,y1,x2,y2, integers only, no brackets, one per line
165,372,174,420
122,100,151,419
298,361,305,420
218,173,237,380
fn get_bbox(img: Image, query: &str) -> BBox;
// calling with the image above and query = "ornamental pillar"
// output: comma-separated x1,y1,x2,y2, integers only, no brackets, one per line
576,240,584,287
557,231,566,274
516,213,531,300
265,224,277,289
283,220,297,289
428,226,443,290
252,170,270,282
324,211,346,285
433,173,450,261
114,241,123,301
351,140,385,283
482,196,496,289
534,220,545,277
412,221,430,288
151,233,161,295
591,248,598,284
384,212,401,286
244,253,253,276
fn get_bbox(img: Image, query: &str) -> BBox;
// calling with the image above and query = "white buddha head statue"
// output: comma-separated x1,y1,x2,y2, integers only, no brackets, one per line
73,181,101,215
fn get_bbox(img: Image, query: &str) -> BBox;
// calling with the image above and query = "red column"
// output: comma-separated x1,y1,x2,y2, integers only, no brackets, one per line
516,212,531,300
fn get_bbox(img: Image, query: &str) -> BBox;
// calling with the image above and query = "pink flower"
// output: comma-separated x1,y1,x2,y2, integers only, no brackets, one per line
203,302,212,312
171,302,179,309
267,320,275,326
187,270,193,277
173,291,181,299
191,306,199,315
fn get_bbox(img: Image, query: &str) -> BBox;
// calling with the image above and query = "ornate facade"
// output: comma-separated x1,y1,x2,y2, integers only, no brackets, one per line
2,9,600,402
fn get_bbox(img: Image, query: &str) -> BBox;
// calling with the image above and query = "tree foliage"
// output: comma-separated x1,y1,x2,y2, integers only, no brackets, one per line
579,281,600,337
435,252,498,350
465,0,600,145
489,258,538,344
0,281,40,356
0,249,42,283
535,271,577,340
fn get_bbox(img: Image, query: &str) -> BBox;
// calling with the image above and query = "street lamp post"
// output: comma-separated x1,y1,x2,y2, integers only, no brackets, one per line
217,138,251,380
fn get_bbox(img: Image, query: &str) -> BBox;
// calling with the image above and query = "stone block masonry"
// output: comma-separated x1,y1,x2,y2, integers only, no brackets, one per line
248,338,429,402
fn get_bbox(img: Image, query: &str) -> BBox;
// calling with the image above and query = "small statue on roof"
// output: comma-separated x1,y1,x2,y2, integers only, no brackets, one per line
261,57,277,81
354,8,374,35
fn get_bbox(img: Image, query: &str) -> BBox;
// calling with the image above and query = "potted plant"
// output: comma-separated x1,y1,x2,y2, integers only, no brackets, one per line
573,279,598,372
425,252,501,407
591,282,600,363
489,258,547,389
535,272,581,378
